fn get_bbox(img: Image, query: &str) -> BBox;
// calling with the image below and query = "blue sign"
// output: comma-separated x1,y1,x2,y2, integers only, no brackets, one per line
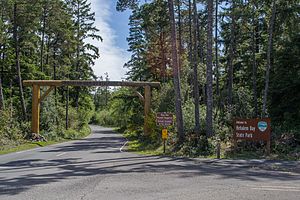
258,121,268,132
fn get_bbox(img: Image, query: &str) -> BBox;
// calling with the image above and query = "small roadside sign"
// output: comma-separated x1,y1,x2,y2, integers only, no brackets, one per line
162,129,168,140
156,112,173,127
157,112,173,154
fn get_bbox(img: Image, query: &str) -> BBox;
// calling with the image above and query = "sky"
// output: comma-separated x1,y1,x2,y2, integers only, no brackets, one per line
88,0,131,81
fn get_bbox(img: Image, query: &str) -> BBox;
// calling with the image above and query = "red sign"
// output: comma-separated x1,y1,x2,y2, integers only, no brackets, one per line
234,118,271,141
156,112,173,127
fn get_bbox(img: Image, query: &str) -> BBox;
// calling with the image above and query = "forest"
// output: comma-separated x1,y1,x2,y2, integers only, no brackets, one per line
0,0,299,159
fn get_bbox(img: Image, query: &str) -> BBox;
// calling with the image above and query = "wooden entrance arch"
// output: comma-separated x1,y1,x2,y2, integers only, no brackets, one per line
23,80,160,136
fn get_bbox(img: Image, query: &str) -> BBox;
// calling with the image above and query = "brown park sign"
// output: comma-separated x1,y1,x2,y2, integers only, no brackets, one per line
156,112,173,127
234,118,271,141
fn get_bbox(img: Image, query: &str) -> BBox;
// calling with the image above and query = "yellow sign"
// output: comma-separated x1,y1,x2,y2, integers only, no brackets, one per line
162,129,168,140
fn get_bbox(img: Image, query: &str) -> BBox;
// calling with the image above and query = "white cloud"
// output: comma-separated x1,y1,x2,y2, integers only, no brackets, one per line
87,0,130,81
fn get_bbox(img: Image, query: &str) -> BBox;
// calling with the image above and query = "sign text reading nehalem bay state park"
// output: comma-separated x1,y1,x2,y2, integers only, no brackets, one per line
234,118,271,141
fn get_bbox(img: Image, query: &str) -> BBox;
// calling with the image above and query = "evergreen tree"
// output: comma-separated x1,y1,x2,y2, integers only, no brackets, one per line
65,0,102,109
125,9,149,81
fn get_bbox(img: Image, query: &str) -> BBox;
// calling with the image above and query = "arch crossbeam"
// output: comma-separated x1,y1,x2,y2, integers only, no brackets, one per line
23,80,160,87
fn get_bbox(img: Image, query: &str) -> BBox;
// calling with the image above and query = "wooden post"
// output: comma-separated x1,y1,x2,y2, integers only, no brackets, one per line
216,138,221,159
144,85,151,136
32,84,40,134
233,138,237,157
266,139,271,156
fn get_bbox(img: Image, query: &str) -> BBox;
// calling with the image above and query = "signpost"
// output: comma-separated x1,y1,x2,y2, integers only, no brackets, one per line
162,129,168,153
156,112,173,154
234,118,271,155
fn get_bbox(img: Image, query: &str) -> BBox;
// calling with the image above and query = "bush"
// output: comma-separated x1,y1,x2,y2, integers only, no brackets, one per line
92,109,116,127
39,93,94,141
272,124,300,158
0,109,30,149
63,124,91,139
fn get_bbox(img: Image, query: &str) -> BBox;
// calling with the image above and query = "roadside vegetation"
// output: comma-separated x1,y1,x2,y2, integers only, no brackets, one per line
0,97,93,154
0,0,98,154
91,0,300,160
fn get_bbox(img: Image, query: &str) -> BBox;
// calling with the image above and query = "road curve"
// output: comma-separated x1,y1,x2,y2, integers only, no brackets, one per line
0,125,299,200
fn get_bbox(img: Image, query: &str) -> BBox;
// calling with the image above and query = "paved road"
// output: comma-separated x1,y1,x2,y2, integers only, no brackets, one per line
0,125,299,200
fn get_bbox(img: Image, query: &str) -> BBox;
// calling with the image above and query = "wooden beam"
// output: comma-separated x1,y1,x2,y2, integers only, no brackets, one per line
23,80,63,87
39,86,55,103
23,80,160,88
144,85,151,136
134,91,145,103
32,84,40,134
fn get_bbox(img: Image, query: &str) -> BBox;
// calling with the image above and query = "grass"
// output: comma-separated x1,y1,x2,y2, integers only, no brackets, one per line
96,127,300,161
126,139,168,156
0,141,62,155
0,125,92,155
221,145,300,161
126,138,300,161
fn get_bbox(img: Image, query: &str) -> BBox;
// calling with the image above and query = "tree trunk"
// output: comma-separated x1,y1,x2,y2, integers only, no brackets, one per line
206,0,214,137
0,43,4,110
13,3,27,120
9,79,13,117
177,0,183,57
215,0,219,96
262,1,276,117
0,77,4,110
75,1,81,111
188,0,193,65
168,0,184,143
53,45,59,127
40,3,47,73
227,2,236,106
46,36,50,66
192,0,200,135
252,4,258,117
66,86,69,130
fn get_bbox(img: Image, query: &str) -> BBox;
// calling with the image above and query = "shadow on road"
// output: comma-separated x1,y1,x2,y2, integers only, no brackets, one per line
0,128,299,196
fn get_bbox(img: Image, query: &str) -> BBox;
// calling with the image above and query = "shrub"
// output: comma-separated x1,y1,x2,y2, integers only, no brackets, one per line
0,109,30,149
92,109,116,127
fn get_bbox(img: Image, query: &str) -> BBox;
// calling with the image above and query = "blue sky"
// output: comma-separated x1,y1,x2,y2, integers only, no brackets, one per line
88,0,131,80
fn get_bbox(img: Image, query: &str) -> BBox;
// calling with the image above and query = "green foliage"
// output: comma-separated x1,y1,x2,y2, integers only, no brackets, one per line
0,0,100,152
93,88,144,129
272,124,300,159
0,109,30,150
179,133,214,157
63,124,91,140
144,111,161,142
116,0,139,12
270,31,300,125
152,82,175,112
39,93,93,141
118,0,299,158
182,99,206,133
92,109,116,127
124,0,172,82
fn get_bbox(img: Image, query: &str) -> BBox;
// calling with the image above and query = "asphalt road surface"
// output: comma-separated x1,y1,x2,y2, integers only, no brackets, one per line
0,125,299,200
